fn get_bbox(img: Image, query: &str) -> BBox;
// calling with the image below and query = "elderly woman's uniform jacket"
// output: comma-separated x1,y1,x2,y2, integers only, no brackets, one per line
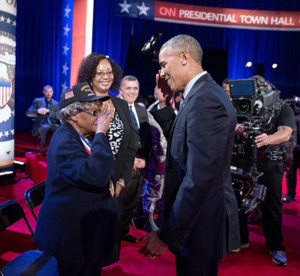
34,122,117,264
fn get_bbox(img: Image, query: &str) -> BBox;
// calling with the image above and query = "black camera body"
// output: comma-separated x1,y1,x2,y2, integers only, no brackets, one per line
230,79,283,213
230,79,280,119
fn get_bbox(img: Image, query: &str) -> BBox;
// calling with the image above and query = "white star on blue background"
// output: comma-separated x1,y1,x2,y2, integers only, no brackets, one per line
137,2,150,16
61,81,68,92
62,63,69,75
64,4,71,18
64,23,70,36
119,0,131,14
63,43,70,56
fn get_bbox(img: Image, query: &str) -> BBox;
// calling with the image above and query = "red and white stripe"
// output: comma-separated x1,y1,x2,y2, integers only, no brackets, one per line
0,86,12,107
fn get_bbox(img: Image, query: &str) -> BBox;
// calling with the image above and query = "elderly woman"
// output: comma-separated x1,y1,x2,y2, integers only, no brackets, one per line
77,54,139,265
34,82,116,276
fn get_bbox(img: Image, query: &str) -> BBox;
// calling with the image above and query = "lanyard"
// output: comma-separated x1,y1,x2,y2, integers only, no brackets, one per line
75,130,92,155
75,130,114,197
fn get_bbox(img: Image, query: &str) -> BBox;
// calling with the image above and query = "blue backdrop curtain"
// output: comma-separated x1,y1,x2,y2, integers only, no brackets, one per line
15,0,300,132
92,0,133,69
16,0,63,132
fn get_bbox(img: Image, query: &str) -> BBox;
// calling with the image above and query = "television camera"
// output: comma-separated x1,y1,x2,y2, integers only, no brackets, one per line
230,79,282,213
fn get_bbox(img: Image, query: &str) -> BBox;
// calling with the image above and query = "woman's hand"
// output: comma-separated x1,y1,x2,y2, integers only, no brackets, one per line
96,105,115,134
115,178,125,197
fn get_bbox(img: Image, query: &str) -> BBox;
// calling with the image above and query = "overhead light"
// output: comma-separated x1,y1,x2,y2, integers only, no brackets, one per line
245,61,252,68
272,63,278,69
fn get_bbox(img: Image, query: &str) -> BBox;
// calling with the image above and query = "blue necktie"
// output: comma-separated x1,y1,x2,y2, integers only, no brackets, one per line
129,106,139,130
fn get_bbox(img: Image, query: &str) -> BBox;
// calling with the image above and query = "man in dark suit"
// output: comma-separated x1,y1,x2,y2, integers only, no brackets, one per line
139,35,239,275
26,85,59,155
119,75,152,243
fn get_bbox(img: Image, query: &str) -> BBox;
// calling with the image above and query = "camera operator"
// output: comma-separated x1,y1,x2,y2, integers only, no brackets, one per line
234,76,295,266
283,97,300,203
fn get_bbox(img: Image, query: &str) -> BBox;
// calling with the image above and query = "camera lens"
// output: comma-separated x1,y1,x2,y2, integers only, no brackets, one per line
236,100,250,114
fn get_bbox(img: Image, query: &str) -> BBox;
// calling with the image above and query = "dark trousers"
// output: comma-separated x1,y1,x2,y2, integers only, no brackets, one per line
121,169,144,235
175,252,220,276
237,159,285,251
39,124,58,145
286,149,300,197
57,259,102,276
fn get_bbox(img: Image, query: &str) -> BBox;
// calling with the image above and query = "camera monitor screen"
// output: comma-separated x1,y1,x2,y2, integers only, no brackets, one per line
230,79,255,98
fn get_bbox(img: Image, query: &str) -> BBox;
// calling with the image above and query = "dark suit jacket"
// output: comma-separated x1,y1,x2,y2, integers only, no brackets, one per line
111,97,139,183
156,73,239,259
34,123,117,264
26,97,59,136
102,96,139,266
134,103,152,162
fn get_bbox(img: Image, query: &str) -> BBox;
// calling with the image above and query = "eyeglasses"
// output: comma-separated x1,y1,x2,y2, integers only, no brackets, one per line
83,109,101,117
94,71,113,78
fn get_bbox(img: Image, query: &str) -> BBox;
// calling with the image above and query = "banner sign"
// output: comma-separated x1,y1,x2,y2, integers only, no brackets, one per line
115,0,300,31
0,0,16,172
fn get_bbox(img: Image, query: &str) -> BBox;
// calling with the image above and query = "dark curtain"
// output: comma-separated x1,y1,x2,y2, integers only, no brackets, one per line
16,0,63,132
92,0,133,69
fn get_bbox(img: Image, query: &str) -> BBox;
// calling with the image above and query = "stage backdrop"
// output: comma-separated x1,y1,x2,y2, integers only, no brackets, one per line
0,0,16,174
15,0,300,132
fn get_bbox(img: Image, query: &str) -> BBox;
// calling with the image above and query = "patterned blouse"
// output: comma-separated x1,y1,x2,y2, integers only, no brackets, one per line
106,111,124,159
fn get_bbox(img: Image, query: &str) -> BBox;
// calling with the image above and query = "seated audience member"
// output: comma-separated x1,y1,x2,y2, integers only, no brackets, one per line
34,83,116,276
26,85,59,155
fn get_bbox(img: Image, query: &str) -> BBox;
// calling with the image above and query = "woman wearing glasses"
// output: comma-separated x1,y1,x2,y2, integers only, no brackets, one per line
34,83,116,275
77,53,139,266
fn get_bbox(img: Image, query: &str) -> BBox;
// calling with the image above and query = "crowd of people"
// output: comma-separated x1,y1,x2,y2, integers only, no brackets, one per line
28,34,296,275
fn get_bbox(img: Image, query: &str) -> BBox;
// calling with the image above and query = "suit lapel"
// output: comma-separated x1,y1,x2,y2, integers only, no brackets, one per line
169,74,208,138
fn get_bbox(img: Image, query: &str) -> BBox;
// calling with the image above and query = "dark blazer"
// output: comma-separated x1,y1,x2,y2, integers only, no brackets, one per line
156,73,240,260
102,96,139,266
34,123,117,264
134,103,152,162
110,97,139,183
26,97,59,136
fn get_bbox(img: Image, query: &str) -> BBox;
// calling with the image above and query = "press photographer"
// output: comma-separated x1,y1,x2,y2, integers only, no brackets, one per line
231,75,295,266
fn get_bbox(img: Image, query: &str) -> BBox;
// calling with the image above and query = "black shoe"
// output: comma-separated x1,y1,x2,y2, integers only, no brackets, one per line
282,195,295,203
122,233,137,243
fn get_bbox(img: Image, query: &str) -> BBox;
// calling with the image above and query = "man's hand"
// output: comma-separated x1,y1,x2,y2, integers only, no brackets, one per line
37,108,49,115
133,158,146,170
255,133,270,148
156,72,173,105
235,123,246,136
138,231,168,258
255,126,293,148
